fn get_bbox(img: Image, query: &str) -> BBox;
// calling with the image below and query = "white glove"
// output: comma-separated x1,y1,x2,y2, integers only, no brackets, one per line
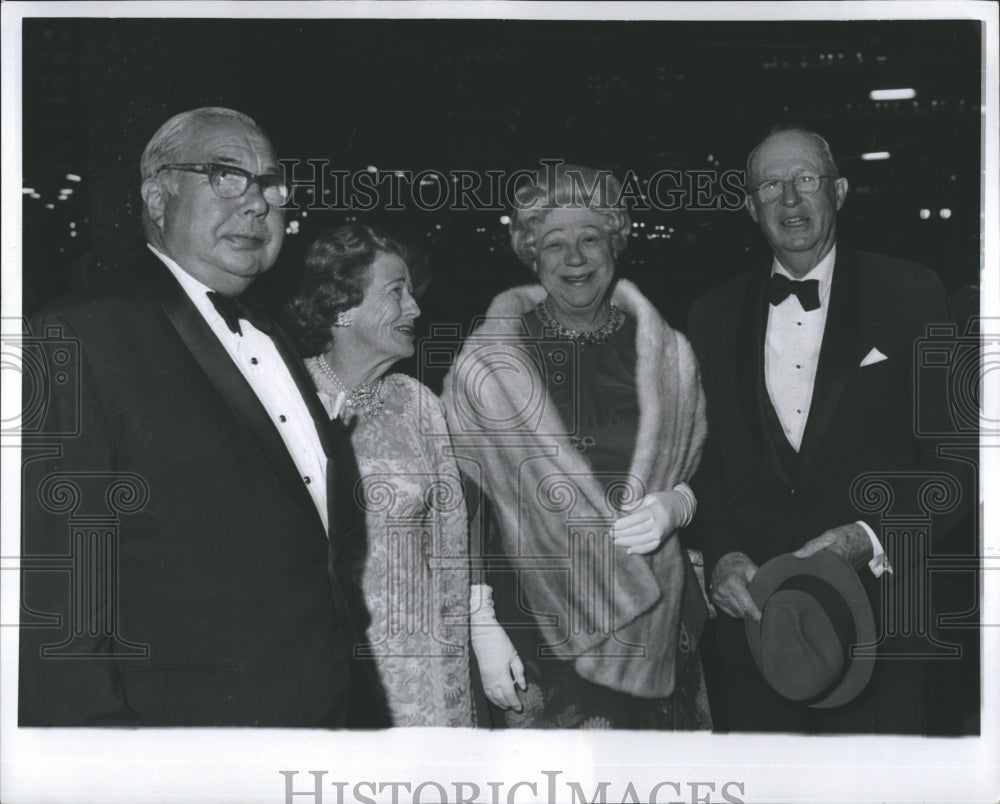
612,483,697,555
469,583,525,711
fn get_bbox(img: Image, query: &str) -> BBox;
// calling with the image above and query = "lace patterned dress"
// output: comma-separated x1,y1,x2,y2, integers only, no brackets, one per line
306,364,473,727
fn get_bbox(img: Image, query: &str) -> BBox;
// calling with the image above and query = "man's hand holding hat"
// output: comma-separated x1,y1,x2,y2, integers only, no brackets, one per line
794,522,874,571
710,551,762,621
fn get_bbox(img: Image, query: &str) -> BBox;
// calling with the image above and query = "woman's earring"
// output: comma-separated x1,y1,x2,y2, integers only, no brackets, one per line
334,311,353,327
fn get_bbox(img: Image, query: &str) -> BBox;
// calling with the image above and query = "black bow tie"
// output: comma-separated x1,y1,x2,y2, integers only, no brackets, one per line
768,273,821,312
206,291,272,336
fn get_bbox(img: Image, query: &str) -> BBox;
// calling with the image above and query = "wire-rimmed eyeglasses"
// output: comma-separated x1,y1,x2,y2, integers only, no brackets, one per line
750,174,832,204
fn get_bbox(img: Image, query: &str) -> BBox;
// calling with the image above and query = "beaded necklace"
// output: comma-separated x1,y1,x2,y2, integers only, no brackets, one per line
535,299,624,346
317,356,385,418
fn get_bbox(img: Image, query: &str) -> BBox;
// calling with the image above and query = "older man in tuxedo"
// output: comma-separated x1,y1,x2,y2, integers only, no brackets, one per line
19,107,387,727
688,126,959,733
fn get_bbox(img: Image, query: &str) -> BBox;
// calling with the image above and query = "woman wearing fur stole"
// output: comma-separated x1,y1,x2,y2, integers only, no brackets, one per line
442,164,711,729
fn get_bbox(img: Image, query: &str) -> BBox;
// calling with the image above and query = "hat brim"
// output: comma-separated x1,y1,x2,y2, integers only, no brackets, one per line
746,549,876,709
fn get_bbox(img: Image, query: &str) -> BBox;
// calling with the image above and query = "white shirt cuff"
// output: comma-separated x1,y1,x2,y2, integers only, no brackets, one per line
856,520,893,577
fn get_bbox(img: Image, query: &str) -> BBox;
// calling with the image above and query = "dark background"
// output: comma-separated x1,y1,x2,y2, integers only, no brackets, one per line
22,18,982,329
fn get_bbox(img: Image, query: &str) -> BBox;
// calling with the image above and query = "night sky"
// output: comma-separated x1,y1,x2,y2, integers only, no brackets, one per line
20,17,982,326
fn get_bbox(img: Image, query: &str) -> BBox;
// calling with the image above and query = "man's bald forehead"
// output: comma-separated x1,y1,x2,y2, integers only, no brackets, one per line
746,127,838,183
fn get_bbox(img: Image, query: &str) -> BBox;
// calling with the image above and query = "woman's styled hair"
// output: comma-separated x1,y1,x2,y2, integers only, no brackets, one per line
288,224,407,356
508,163,632,266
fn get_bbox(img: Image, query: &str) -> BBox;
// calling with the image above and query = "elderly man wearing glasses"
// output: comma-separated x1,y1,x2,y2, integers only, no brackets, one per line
19,107,389,727
686,126,966,734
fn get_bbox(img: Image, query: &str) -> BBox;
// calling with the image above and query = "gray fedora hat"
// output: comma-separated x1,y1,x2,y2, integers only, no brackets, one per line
746,549,876,708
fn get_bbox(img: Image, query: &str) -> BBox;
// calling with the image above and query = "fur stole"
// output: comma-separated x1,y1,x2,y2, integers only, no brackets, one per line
442,279,707,697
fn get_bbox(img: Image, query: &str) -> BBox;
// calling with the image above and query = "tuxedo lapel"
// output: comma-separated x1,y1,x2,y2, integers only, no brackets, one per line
130,253,325,534
266,323,382,722
736,267,793,487
798,246,861,469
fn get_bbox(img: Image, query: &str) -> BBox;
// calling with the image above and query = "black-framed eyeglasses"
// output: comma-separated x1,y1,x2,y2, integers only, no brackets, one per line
155,163,290,206
751,174,832,203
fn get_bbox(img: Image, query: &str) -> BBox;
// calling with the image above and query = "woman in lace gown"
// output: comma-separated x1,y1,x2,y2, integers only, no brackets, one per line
289,224,522,727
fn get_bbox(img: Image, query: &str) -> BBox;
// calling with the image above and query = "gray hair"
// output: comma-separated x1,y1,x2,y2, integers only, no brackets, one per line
508,163,631,266
140,107,260,182
746,125,839,187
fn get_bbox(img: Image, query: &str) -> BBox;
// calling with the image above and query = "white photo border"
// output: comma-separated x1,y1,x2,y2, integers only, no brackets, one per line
2,2,997,803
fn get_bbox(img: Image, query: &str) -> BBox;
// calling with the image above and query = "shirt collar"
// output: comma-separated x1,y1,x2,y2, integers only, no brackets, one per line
771,245,836,307
147,243,226,324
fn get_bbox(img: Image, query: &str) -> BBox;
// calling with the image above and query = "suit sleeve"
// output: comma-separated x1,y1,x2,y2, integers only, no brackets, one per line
685,301,746,579
19,311,141,726
845,265,964,566
911,268,972,546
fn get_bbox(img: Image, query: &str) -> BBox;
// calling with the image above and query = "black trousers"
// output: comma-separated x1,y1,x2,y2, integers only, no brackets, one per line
720,656,924,734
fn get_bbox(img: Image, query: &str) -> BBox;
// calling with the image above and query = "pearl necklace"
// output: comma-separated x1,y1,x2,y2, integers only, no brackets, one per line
317,356,385,418
535,300,624,346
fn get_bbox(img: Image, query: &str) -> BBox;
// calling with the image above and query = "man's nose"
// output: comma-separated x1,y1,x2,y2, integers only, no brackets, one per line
780,180,801,205
240,181,270,216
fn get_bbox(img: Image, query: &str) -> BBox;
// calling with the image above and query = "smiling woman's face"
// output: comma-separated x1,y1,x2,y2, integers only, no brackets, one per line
533,207,616,327
341,252,420,363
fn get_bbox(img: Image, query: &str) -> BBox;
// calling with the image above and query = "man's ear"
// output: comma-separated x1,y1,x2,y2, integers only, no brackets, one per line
745,192,759,224
141,178,167,230
834,176,849,211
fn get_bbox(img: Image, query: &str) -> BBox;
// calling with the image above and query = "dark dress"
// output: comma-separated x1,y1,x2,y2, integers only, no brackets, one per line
483,309,711,729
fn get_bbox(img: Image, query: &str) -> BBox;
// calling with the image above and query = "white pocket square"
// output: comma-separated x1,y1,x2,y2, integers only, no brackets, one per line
860,347,888,367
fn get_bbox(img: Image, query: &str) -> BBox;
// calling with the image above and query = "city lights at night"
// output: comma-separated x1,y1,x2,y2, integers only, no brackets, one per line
18,18,979,324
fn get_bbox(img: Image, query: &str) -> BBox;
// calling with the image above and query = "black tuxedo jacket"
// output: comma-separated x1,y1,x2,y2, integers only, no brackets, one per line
19,252,388,727
687,247,959,665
